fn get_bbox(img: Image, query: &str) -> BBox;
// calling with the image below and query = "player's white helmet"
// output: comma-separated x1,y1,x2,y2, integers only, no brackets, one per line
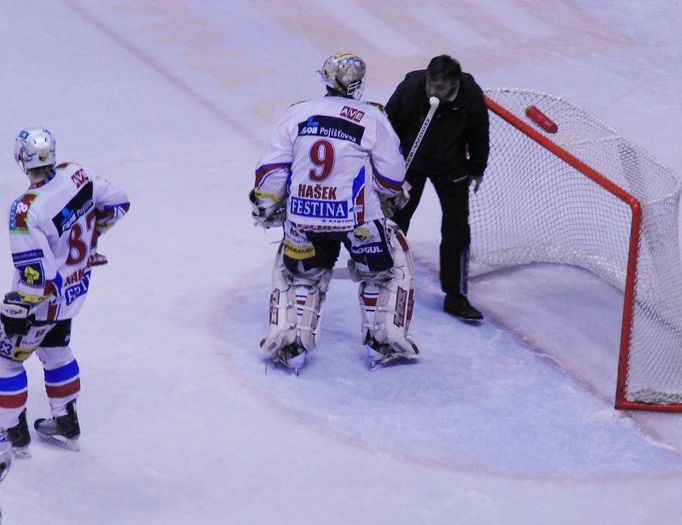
14,128,56,174
320,52,366,99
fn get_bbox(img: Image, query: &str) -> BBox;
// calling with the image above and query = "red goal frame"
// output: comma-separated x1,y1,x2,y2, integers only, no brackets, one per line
484,96,682,412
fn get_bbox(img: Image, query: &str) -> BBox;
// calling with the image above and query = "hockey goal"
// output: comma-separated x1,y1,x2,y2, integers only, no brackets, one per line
472,88,682,411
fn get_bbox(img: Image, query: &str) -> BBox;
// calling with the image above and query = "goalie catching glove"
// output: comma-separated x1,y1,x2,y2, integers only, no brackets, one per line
380,181,411,219
249,188,287,229
1,292,40,338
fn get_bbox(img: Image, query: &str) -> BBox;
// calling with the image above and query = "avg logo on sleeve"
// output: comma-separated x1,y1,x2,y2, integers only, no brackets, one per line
9,193,38,233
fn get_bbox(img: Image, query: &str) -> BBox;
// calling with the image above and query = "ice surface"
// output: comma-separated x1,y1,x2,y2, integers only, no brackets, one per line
0,1,681,524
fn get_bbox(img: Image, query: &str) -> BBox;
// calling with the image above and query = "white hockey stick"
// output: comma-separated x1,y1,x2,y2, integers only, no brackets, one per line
391,96,440,211
405,96,440,170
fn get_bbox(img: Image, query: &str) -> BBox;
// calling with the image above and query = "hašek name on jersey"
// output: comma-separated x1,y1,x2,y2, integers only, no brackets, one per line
65,270,91,305
52,182,94,236
297,183,337,200
289,197,348,219
297,115,365,145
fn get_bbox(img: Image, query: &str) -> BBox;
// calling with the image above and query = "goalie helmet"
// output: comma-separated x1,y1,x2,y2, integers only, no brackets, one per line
14,127,56,173
320,52,366,99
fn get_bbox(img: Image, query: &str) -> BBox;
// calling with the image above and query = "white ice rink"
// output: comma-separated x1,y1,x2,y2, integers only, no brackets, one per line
1,1,682,523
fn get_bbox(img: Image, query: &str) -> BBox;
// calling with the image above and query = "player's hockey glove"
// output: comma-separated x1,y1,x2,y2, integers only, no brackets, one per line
0,292,36,338
380,182,411,219
249,188,287,229
87,252,109,267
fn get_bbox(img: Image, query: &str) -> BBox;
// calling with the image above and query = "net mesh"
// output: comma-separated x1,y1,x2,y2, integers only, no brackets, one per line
472,89,682,407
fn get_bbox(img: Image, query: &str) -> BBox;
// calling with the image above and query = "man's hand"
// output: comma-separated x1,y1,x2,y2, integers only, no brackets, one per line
470,175,483,193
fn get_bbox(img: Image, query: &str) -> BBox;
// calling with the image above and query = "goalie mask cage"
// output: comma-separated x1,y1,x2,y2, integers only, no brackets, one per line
473,89,682,412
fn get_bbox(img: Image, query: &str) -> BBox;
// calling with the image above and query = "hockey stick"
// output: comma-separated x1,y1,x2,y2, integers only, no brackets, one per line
405,96,440,170
334,97,441,280
386,96,440,216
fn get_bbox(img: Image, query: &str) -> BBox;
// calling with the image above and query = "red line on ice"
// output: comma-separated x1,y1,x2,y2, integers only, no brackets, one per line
62,0,259,142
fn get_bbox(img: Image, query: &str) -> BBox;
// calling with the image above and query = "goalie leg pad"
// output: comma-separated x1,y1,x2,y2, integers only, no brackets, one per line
260,258,297,357
356,223,418,357
261,243,332,360
290,268,332,352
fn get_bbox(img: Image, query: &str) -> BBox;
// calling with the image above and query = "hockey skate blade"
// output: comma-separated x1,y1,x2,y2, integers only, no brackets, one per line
35,432,80,452
266,360,303,376
458,317,483,325
368,352,417,371
273,359,304,376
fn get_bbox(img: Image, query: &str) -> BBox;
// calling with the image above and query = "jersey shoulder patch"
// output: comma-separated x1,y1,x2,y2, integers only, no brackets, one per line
9,193,39,234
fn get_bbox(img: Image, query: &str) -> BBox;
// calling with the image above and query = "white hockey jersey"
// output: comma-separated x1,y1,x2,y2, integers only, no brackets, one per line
8,162,129,321
254,95,406,230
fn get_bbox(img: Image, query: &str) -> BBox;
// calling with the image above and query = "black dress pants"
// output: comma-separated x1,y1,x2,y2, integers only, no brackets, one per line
392,170,471,295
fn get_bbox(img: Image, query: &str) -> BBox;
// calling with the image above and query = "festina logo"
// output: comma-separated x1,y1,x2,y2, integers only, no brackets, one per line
340,106,365,122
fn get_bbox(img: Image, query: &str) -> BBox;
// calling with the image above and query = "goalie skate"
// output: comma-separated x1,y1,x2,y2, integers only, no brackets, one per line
271,343,306,375
366,337,419,370
33,401,80,452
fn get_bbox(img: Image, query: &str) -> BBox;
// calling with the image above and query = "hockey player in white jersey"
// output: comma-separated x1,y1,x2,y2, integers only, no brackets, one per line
250,52,419,371
0,128,130,455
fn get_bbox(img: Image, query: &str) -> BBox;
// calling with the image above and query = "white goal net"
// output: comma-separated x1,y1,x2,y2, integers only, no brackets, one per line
471,89,682,410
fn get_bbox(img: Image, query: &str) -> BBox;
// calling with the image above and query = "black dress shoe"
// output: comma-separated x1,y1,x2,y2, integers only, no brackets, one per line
443,293,483,321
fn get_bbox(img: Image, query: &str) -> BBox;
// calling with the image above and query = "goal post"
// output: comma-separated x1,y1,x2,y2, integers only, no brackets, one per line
473,89,682,411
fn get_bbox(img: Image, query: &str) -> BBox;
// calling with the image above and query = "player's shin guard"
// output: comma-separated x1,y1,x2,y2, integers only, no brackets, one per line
356,224,419,361
260,246,332,369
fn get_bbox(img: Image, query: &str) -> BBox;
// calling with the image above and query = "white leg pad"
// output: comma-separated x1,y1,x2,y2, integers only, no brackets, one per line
260,245,332,357
357,224,419,357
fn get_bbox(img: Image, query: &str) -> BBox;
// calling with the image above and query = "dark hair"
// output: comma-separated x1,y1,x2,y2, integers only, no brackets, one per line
427,55,461,81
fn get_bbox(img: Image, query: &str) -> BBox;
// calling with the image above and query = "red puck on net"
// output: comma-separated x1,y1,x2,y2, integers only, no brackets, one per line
525,105,558,134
